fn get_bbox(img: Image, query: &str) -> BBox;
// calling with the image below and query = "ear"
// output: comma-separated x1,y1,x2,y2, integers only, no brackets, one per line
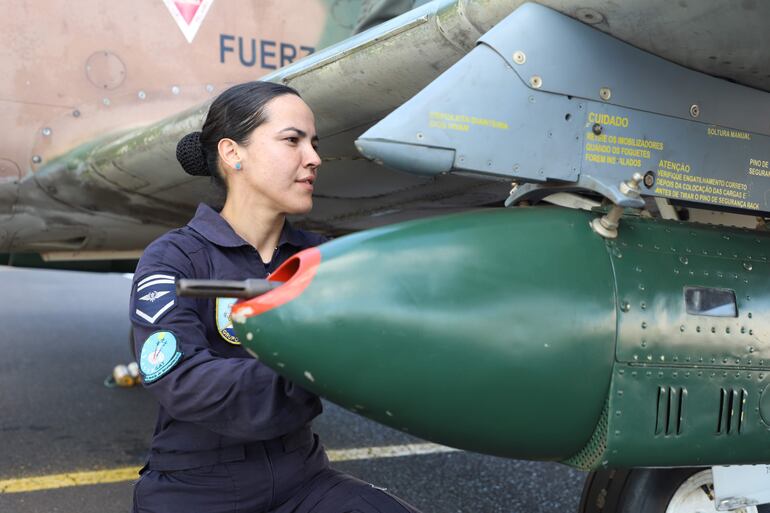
217,138,242,170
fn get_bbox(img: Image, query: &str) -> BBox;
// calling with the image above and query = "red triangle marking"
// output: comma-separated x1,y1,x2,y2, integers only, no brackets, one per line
174,1,201,25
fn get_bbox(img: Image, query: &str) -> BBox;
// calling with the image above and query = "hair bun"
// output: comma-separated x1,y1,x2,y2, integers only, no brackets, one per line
176,132,209,176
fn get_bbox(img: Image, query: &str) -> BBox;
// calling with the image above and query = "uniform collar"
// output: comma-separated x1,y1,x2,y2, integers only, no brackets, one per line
188,203,310,249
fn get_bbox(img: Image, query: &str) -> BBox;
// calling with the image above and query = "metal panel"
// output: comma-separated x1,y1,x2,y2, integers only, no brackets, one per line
611,215,770,368
485,3,770,135
604,364,770,468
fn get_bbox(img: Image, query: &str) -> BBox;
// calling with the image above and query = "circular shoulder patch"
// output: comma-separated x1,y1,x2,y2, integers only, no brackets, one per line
215,297,241,345
139,331,182,383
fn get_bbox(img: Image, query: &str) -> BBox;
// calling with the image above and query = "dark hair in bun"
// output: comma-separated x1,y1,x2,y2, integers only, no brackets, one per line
176,81,301,190
176,131,208,176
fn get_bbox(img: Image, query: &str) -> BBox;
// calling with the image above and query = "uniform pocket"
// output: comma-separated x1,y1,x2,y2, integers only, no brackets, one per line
141,465,238,513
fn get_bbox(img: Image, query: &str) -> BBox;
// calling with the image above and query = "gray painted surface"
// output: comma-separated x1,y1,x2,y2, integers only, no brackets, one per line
358,3,770,214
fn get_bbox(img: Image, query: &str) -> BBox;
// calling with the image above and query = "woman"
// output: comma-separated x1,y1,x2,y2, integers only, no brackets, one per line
130,82,421,513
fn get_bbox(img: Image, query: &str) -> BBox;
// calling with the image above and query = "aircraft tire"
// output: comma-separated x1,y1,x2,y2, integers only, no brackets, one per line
578,468,769,513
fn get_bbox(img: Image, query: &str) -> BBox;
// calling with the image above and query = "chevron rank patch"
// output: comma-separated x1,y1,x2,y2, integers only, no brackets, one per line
139,331,182,382
134,274,177,324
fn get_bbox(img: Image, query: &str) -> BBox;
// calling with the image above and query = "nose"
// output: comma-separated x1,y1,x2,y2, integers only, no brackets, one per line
305,143,321,170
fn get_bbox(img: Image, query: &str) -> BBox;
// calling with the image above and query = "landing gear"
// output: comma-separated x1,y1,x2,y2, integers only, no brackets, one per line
579,468,768,513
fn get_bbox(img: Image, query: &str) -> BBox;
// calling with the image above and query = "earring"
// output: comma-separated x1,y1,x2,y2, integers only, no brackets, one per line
234,162,242,170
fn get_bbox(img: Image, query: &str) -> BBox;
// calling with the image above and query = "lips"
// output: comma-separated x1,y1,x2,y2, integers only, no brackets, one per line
295,175,315,191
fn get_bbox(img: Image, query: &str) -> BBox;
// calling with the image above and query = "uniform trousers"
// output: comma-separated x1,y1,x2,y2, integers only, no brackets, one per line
132,437,421,513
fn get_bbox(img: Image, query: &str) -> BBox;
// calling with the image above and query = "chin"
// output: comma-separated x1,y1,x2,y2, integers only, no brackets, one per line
286,200,313,215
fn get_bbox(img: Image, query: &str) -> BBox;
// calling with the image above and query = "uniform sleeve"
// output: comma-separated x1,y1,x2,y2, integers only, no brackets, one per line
130,239,320,441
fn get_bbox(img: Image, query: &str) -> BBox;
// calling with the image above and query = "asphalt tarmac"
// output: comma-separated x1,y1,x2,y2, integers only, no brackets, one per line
0,267,586,513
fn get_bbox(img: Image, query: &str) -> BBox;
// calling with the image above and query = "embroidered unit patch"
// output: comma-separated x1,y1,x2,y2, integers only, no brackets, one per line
215,297,240,344
139,331,182,382
134,274,176,324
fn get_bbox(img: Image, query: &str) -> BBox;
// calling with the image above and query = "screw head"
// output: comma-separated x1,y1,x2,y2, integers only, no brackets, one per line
690,104,700,118
138,90,147,100
72,109,81,118
600,87,612,101
32,155,42,164
41,127,52,137
171,86,181,95
102,97,111,106
592,123,603,135
513,51,526,65
206,84,215,93
529,75,543,89
643,171,655,188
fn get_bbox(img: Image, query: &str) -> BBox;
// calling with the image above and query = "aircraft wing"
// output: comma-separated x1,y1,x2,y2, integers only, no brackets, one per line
5,0,769,258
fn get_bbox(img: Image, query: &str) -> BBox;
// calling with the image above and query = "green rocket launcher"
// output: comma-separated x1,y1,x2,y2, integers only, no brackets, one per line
228,2,770,473
231,207,770,471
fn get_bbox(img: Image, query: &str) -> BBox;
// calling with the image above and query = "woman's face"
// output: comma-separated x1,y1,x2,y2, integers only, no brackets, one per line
232,94,321,215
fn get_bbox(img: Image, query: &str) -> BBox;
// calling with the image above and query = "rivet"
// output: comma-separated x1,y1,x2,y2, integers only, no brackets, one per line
529,75,542,89
171,85,181,95
599,87,612,101
416,132,424,140
513,51,526,65
592,123,603,135
32,155,42,164
690,104,700,118
138,90,147,100
41,127,52,137
206,84,215,93
72,109,81,118
576,8,605,25
102,98,111,106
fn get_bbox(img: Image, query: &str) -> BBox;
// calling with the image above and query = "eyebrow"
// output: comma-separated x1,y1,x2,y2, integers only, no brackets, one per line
279,127,320,143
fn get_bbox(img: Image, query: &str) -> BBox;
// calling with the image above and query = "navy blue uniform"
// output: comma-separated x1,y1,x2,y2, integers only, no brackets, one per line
130,204,420,513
